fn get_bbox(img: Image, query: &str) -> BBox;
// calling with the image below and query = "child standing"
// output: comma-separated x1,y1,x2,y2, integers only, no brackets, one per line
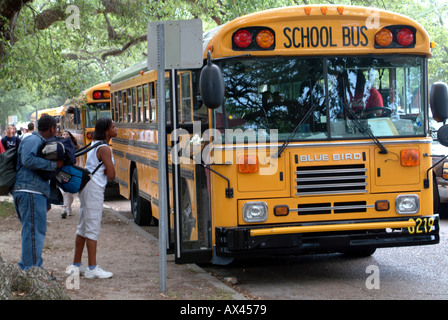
66,118,117,279
60,130,79,218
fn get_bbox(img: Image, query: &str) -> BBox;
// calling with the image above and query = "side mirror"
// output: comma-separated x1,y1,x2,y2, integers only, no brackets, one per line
437,124,448,147
430,82,448,122
199,51,224,109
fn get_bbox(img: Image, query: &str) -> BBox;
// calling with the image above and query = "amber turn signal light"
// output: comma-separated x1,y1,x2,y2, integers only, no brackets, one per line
274,205,289,216
238,155,258,173
400,149,420,167
375,200,390,211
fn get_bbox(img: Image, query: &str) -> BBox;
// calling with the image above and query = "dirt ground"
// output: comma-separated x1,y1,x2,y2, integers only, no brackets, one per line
0,195,245,300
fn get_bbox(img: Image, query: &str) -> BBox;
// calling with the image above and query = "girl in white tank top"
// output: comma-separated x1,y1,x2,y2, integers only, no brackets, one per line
69,119,117,279
85,141,115,188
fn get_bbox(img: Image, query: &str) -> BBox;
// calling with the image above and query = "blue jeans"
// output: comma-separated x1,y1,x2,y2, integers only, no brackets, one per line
13,192,47,270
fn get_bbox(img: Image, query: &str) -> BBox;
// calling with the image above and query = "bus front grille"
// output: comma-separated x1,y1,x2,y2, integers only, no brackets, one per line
292,201,371,215
295,164,367,196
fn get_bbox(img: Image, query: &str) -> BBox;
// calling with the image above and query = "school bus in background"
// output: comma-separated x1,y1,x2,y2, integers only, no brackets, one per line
30,106,65,131
63,82,111,165
111,5,446,264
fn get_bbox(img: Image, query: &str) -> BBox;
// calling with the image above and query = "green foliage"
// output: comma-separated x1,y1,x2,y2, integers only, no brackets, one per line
0,201,15,218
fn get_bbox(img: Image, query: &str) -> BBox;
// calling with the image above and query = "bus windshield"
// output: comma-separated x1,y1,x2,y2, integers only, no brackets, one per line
216,55,426,142
85,102,111,128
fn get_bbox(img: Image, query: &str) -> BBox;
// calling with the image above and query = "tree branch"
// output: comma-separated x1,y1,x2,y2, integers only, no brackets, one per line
101,34,147,61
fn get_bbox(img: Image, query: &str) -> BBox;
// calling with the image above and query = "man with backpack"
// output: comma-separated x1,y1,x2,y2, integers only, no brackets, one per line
12,115,64,271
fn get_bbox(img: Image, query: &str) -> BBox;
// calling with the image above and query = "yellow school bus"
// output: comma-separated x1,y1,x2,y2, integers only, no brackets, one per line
30,106,65,131
111,5,442,264
63,82,111,164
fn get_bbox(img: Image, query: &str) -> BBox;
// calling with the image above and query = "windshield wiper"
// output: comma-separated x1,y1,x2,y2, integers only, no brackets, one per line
274,101,388,158
273,100,319,158
342,104,388,154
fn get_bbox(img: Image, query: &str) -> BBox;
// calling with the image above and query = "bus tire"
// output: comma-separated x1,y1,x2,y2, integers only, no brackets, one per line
131,168,152,226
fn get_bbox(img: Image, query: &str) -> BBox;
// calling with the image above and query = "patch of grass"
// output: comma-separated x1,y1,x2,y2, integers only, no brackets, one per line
0,200,15,218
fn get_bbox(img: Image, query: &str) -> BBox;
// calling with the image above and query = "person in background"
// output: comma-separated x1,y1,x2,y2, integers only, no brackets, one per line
2,124,21,150
67,118,117,279
60,130,80,219
12,115,63,271
0,140,4,154
351,70,384,117
22,123,35,140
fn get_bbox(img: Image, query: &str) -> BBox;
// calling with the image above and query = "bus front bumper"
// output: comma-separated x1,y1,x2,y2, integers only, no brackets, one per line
215,215,440,257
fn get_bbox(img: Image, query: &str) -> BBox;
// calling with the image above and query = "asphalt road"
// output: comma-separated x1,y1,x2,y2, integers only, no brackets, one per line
105,196,448,300
203,219,448,300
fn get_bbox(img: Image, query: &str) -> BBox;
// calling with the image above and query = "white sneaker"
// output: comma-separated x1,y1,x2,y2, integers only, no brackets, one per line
84,265,113,279
66,264,87,276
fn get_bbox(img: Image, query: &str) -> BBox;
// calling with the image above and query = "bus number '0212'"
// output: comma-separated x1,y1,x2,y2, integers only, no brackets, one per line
408,217,435,234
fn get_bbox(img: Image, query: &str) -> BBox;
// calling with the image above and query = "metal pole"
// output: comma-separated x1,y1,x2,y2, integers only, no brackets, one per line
156,23,167,293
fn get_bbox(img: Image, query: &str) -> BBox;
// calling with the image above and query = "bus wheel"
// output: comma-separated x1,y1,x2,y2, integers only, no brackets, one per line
131,168,152,226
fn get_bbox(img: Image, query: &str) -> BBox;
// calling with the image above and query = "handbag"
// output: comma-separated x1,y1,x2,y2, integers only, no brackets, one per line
54,141,107,194
55,162,103,194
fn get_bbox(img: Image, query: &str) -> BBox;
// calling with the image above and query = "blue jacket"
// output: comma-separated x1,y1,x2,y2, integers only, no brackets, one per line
13,131,57,196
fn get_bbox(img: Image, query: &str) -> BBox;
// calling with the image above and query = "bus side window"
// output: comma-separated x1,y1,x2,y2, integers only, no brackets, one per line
118,91,123,122
132,86,137,122
192,70,208,123
126,88,132,122
137,85,142,122
142,83,148,123
111,93,115,121
165,75,171,125
149,82,156,122
114,92,119,121
179,71,192,124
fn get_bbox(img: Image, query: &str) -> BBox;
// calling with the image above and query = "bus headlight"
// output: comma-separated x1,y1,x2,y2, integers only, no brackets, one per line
243,202,268,223
395,194,419,215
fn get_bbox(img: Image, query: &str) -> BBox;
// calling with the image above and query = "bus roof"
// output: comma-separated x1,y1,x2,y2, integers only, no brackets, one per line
111,61,148,85
208,5,432,59
111,5,432,85
64,82,110,107
29,105,65,122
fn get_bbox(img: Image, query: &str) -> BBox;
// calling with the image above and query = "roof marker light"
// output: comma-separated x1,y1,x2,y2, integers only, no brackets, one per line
337,6,344,15
93,91,102,99
375,28,393,47
233,29,252,48
256,30,274,48
321,6,328,15
304,7,311,15
396,28,414,47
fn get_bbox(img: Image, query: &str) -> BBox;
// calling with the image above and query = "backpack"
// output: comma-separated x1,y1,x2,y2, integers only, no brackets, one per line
38,136,76,165
0,147,18,195
54,141,107,194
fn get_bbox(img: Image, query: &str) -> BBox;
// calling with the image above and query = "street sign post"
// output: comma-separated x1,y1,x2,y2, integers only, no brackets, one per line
147,19,202,293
